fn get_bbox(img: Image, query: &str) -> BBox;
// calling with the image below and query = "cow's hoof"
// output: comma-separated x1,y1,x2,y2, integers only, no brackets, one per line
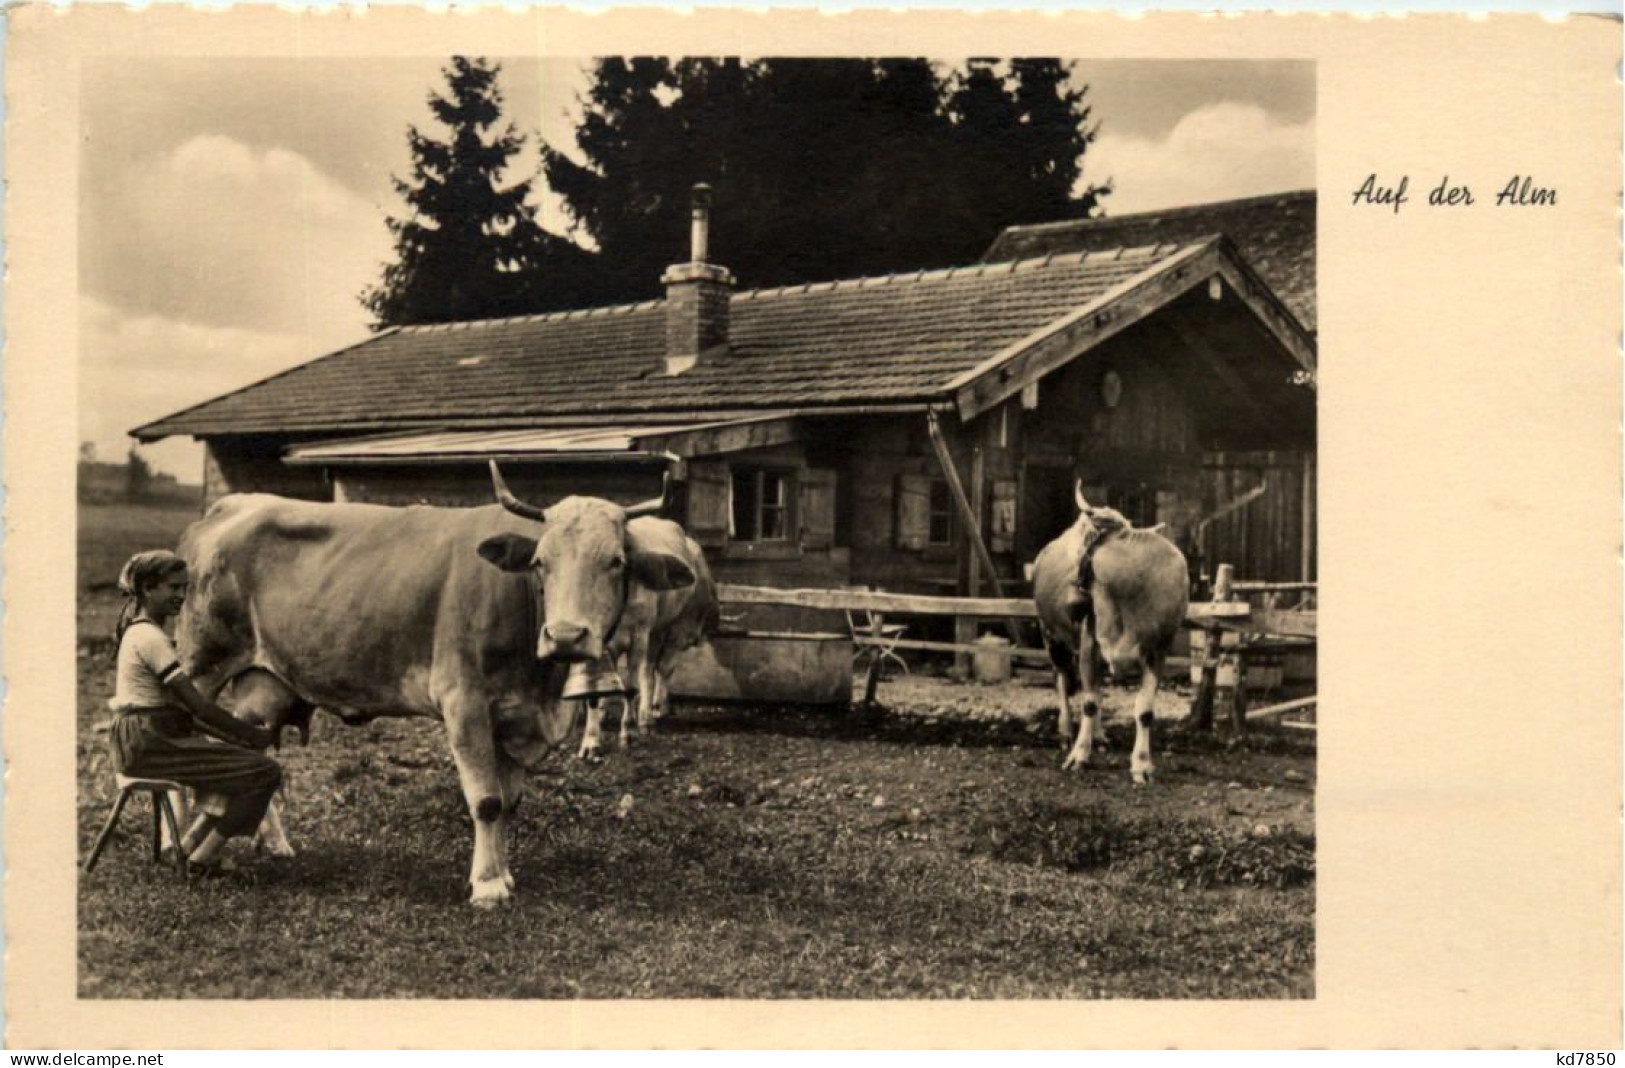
576,746,602,764
1061,751,1092,771
260,840,297,859
470,879,512,908
1132,769,1154,786
503,871,517,892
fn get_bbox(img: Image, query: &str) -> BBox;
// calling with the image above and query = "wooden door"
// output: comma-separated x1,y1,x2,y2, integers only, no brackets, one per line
1019,464,1075,566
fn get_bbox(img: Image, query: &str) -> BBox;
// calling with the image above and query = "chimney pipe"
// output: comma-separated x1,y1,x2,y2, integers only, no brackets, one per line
690,183,712,264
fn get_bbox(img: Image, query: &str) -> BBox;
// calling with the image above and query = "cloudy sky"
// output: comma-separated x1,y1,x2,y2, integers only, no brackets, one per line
79,57,1313,479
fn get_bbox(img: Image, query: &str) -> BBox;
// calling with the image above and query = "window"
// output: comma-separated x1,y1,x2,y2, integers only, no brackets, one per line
928,478,955,546
731,468,793,541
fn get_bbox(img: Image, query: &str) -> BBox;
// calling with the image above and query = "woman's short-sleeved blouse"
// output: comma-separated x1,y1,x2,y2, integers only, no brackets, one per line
110,618,185,712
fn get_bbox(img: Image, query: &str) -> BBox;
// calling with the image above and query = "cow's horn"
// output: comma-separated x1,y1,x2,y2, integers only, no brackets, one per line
490,461,548,522
625,470,672,519
1074,480,1092,512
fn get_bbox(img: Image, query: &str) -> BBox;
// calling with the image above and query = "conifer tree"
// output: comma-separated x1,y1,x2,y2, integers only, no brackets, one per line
364,57,594,327
941,58,1107,258
542,58,1104,306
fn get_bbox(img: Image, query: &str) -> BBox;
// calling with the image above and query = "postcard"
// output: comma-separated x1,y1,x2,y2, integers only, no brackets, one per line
6,5,1619,1049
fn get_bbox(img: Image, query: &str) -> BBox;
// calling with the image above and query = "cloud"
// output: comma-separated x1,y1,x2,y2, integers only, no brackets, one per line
80,134,394,479
79,295,345,480
1086,103,1315,215
84,134,391,339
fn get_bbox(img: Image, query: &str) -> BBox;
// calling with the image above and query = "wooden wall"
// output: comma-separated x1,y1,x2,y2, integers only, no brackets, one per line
1199,450,1316,583
1016,329,1208,571
998,324,1316,585
806,328,1289,600
843,416,956,593
204,438,332,506
683,439,852,632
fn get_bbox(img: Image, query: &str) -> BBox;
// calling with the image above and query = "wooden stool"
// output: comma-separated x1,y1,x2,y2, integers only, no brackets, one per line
83,775,191,881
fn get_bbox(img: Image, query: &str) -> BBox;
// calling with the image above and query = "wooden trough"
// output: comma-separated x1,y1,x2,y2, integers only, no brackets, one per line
666,630,854,706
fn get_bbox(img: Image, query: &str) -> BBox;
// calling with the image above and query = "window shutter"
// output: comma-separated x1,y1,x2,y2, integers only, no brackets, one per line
686,460,731,548
798,468,837,550
895,473,930,551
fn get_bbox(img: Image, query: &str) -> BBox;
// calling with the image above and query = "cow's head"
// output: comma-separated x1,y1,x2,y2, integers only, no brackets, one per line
477,463,695,663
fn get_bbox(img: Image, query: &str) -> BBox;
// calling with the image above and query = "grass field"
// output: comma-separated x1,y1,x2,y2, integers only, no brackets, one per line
75,499,1315,999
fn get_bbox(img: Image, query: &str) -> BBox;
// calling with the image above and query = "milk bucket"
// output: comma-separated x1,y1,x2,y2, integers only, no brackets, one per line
972,634,1013,684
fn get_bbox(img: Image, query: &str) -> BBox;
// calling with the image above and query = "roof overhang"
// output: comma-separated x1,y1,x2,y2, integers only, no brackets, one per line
156,402,935,447
282,413,814,468
946,237,1316,422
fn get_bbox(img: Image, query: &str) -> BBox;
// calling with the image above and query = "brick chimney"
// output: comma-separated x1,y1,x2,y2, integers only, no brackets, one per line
661,183,734,376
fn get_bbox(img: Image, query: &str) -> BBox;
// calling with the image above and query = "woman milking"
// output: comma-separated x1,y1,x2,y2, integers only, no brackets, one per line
108,550,283,874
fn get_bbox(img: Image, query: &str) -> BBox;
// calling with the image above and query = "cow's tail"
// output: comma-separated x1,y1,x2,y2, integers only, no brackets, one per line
700,584,723,636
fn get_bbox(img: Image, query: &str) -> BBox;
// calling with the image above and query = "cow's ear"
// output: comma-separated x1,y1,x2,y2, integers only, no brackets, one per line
629,551,695,591
477,534,538,572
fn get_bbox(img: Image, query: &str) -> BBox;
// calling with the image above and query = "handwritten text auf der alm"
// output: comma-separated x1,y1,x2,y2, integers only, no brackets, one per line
1350,174,1556,213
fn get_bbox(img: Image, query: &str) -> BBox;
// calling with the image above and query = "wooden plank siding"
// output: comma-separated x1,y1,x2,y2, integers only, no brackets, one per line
1013,326,1208,572
843,415,971,594
1200,450,1316,583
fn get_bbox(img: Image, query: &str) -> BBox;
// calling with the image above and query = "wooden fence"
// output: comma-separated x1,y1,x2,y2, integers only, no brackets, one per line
1188,564,1316,731
716,582,1307,636
716,575,1316,719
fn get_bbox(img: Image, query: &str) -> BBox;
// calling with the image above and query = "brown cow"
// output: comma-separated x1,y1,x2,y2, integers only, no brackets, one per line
1031,486,1189,783
175,466,693,906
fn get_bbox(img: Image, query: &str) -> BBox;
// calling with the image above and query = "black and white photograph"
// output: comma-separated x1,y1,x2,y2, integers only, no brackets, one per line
71,48,1318,1001
8,5,1618,1050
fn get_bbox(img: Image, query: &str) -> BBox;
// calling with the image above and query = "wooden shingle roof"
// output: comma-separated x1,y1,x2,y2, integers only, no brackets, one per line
135,241,1213,441
982,190,1316,332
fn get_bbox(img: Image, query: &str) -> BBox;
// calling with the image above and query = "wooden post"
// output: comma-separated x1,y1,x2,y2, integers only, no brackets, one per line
925,410,1023,649
1301,453,1315,582
1215,628,1247,734
861,614,885,708
1189,562,1233,731
968,445,986,598
1190,650,1216,731
1188,627,1211,729
956,446,988,677
953,616,978,679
